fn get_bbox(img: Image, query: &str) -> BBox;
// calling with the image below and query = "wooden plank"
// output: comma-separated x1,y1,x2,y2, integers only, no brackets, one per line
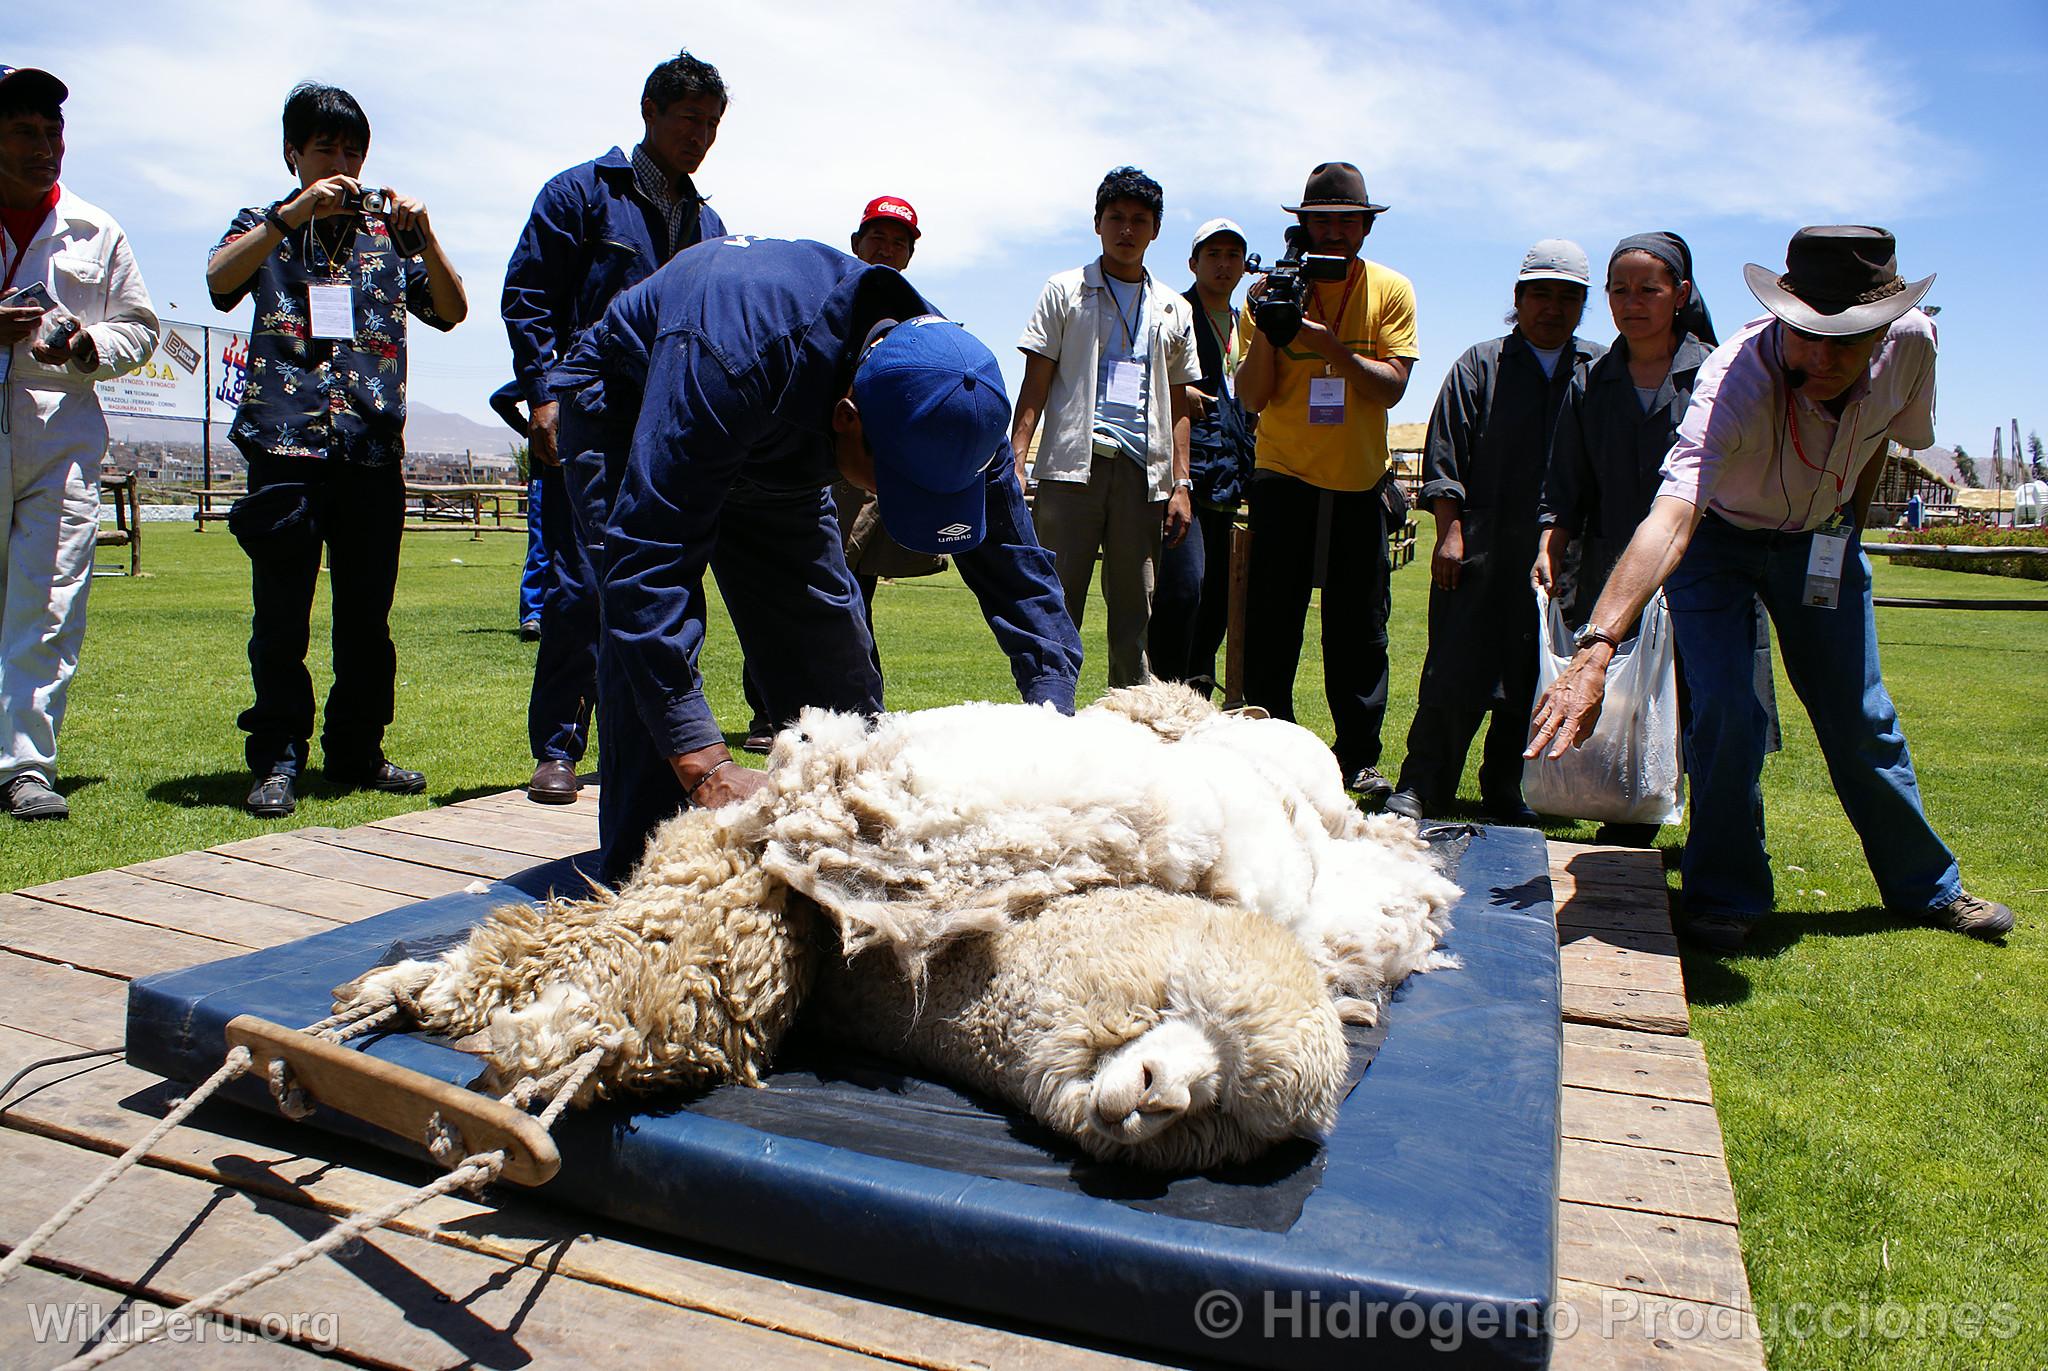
1563,1086,1725,1159
1558,1201,1751,1311
0,1028,1154,1371
16,868,332,950
1553,1278,1766,1371
0,1128,890,1371
1564,1022,1705,1061
1563,983,1691,1035
371,807,591,860
1563,1036,1714,1104
0,952,127,1050
210,831,481,900
1560,1139,1739,1226
125,852,415,923
1558,936,1688,996
1558,922,1681,957
0,1262,339,1368
0,893,242,981
451,793,601,839
296,824,538,880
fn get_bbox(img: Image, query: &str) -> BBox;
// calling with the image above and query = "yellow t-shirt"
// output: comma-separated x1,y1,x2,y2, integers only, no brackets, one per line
1239,258,1418,491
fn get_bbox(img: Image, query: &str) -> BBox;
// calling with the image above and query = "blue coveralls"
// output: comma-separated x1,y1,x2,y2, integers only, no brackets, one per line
554,237,1083,882
500,147,726,769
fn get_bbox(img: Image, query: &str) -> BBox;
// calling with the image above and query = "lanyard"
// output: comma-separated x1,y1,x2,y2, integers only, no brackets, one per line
1102,275,1146,352
1206,305,1235,356
1784,384,1844,494
1307,263,1360,332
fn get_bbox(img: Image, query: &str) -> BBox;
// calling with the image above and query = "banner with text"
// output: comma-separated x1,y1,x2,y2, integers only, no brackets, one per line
96,321,249,422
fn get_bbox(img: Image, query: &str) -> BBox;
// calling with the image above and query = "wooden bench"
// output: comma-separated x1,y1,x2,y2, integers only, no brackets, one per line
94,472,141,576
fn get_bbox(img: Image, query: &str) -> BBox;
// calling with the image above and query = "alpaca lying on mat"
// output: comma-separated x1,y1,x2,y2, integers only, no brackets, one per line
335,684,1458,1169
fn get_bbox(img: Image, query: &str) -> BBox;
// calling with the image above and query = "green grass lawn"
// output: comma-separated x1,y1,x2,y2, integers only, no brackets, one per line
8,520,2045,1366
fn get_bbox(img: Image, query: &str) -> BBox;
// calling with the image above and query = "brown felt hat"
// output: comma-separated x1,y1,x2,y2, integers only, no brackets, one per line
1284,161,1388,216
1742,226,1933,338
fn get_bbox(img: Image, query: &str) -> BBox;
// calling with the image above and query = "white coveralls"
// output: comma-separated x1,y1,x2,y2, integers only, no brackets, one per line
1,187,157,789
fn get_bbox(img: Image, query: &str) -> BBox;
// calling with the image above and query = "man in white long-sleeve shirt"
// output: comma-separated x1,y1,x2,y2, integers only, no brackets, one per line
0,64,158,820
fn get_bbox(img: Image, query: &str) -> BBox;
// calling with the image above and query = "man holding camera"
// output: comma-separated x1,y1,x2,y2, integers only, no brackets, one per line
1235,162,1418,806
207,82,467,818
0,63,159,820
501,50,729,802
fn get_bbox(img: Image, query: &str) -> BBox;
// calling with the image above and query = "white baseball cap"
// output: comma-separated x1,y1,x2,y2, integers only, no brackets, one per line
1190,218,1247,256
1518,239,1590,286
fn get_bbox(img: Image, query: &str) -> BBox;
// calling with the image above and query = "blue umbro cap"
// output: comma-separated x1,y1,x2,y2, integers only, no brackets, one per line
852,316,1008,556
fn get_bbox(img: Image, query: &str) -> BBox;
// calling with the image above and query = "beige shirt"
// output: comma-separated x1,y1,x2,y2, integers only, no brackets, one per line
1018,259,1199,500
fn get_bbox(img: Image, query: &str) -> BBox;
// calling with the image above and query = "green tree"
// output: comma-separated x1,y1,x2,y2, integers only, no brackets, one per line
2029,430,2045,479
1953,443,1978,488
512,441,532,483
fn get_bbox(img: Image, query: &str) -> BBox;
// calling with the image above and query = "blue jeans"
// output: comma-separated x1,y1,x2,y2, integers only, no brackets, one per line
1666,515,1960,921
518,476,550,624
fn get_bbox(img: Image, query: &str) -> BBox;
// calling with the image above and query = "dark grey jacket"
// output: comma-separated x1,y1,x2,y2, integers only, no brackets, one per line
1539,332,1712,611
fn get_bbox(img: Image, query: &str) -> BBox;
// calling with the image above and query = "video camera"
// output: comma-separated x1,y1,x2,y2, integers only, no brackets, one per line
1249,225,1350,348
342,185,427,259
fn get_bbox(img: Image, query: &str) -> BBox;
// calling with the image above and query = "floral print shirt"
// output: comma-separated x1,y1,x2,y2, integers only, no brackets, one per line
210,206,452,466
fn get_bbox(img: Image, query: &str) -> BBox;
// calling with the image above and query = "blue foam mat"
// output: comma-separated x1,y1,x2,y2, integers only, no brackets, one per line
127,823,1562,1369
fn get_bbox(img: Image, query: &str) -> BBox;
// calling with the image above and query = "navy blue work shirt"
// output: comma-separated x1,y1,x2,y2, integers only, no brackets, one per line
211,207,454,466
586,236,1082,758
501,146,726,411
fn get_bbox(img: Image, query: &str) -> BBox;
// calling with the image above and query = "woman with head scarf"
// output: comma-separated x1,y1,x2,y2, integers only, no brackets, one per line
1535,231,1714,607
1533,232,1774,842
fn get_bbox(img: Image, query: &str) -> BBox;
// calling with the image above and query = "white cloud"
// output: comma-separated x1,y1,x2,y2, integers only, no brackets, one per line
19,0,1961,418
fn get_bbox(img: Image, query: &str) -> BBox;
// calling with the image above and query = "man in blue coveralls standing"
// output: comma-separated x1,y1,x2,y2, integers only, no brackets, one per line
560,235,1082,882
500,49,728,805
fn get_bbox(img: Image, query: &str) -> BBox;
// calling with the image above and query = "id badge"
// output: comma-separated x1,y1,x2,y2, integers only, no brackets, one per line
1308,375,1345,425
308,282,355,340
1106,358,1142,408
1803,521,1851,609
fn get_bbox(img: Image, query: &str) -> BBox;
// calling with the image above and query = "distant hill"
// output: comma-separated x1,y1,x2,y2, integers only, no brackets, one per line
107,403,515,458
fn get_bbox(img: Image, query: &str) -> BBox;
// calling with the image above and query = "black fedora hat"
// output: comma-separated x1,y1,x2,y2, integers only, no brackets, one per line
1742,226,1933,338
1284,161,1388,216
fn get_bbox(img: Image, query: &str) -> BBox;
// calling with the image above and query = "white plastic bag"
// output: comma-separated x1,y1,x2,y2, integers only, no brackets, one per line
1523,588,1684,825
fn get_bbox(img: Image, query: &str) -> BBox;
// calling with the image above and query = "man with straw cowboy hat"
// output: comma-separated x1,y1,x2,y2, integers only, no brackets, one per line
1527,226,2015,951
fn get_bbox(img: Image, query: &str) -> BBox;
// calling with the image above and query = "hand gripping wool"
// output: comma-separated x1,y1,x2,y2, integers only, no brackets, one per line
334,684,1459,1169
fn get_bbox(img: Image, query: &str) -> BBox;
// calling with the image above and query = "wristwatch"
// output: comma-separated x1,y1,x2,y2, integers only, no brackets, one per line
263,200,293,235
1574,624,1620,654
1172,477,1194,492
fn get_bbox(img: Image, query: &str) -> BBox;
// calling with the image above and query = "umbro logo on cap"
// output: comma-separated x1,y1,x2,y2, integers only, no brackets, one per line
935,523,974,541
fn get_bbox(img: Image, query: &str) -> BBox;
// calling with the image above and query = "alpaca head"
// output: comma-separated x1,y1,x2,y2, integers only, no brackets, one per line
1026,891,1352,1172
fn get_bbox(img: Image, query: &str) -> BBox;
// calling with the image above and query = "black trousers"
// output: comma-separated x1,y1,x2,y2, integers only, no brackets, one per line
1148,501,1236,690
236,457,404,777
1241,474,1390,777
1396,658,1541,811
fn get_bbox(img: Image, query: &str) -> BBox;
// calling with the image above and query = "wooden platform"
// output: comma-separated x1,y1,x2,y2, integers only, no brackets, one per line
1,796,1763,1368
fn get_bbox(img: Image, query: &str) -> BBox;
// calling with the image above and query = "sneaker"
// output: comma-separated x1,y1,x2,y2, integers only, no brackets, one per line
1384,789,1425,821
740,730,775,755
245,771,296,818
1924,891,2014,940
1347,765,1395,810
5,774,69,820
1681,913,1754,954
331,760,427,794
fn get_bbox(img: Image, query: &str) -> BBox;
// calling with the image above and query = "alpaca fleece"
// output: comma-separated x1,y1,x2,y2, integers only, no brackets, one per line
333,684,1457,1168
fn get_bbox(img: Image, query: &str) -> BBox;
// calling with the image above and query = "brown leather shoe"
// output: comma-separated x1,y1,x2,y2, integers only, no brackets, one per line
528,758,580,804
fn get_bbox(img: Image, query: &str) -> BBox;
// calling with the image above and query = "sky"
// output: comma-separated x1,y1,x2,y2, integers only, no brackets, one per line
16,0,2048,472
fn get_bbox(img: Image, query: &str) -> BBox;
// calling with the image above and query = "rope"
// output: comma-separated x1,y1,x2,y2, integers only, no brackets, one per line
0,1047,253,1285
54,1149,509,1371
